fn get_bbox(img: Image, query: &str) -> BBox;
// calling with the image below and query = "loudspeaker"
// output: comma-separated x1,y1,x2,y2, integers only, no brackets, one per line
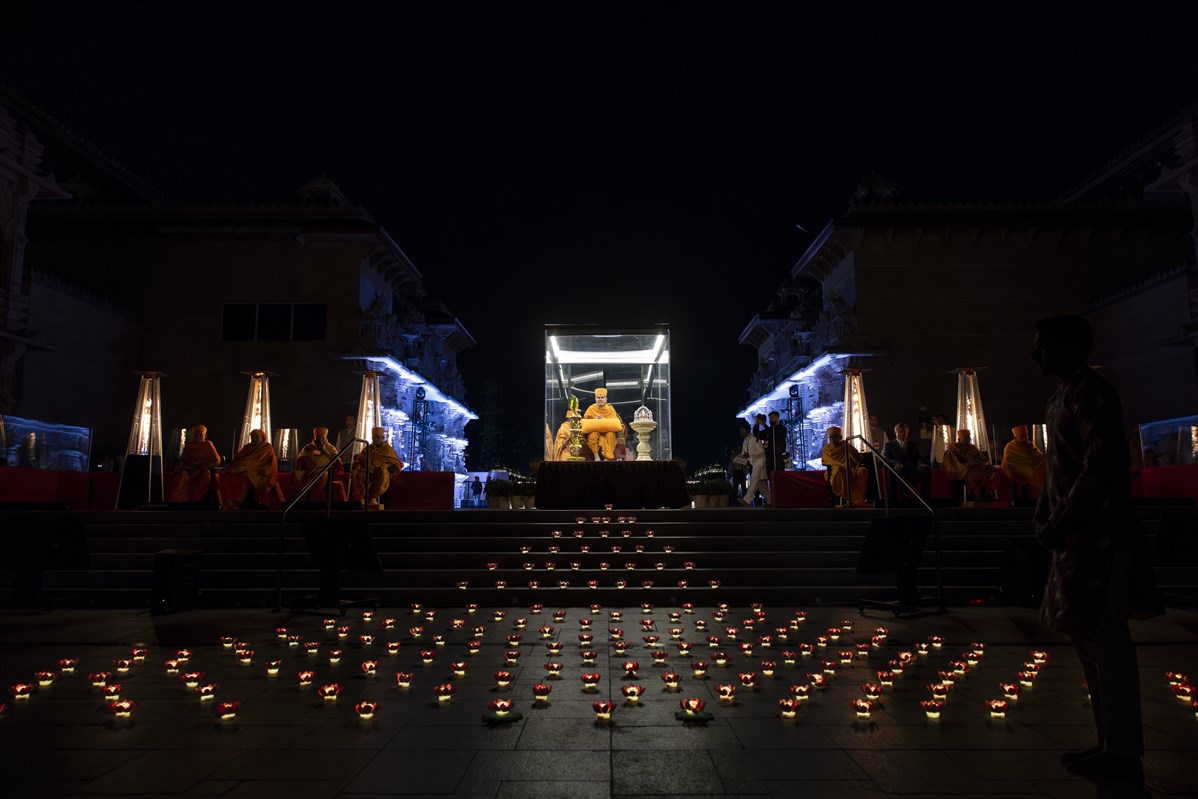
152,549,202,615
857,515,931,606
301,519,381,607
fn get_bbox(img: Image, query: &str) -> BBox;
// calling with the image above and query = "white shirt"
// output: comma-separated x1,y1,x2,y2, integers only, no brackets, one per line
741,435,765,465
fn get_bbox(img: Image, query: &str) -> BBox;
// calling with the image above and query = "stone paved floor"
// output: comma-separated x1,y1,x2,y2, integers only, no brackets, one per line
1,605,1195,798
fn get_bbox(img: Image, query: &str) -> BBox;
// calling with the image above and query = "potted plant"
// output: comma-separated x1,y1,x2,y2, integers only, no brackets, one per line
703,478,733,507
487,479,513,509
516,481,537,509
688,479,710,508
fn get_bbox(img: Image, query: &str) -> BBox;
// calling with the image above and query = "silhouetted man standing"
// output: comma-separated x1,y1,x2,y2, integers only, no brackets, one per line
1033,315,1145,782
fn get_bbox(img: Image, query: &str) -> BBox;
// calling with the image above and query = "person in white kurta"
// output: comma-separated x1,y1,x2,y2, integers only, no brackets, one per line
738,423,771,507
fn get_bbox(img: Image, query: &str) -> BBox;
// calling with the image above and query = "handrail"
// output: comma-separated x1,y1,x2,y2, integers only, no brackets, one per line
274,438,367,612
844,435,943,610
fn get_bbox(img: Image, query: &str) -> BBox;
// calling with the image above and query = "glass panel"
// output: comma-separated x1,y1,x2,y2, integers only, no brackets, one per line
292,304,327,340
221,304,256,341
1,415,92,471
545,325,671,461
257,304,292,341
1139,415,1198,466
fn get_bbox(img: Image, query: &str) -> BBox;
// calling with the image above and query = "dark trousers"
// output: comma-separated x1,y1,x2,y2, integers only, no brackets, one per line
1070,614,1143,758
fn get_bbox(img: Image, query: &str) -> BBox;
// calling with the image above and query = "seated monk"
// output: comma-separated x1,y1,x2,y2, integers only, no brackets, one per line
942,428,1000,497
821,425,869,504
167,424,221,502
294,426,340,501
1001,424,1046,491
583,387,624,460
221,429,280,510
351,426,404,506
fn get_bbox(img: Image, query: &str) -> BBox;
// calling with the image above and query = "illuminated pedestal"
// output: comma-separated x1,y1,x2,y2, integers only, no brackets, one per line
630,419,658,462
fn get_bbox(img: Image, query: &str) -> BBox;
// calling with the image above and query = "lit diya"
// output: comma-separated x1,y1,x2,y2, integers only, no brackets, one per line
305,642,320,654
216,701,239,720
102,684,122,701
986,699,1009,718
266,660,282,676
580,650,597,665
778,698,800,718
790,684,811,701
1017,671,1037,687
237,649,254,665
359,634,375,646
297,670,316,687
336,626,350,639
716,684,736,701
712,651,729,667
782,651,797,666
677,642,693,656
361,660,379,677
433,683,456,702
652,651,669,664
877,671,897,688
922,699,944,719
622,684,645,701
675,697,714,722
593,700,615,720
927,683,950,700
181,672,203,689
999,683,1021,701
11,683,34,700
108,699,135,718
622,661,639,678
198,683,218,700
738,672,757,688
691,661,709,677
759,661,777,677
533,683,552,701
581,673,601,689
35,671,55,687
861,683,882,701
58,658,78,673
387,642,400,655
807,674,829,689
328,649,343,664
661,671,681,689
466,639,482,655
175,648,192,661
838,650,854,665
395,672,414,689
420,650,436,664
114,659,132,674
494,670,513,688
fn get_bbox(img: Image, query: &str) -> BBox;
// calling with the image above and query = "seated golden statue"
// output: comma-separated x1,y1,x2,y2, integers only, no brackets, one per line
943,428,1000,495
583,388,624,460
167,424,221,502
1001,425,1046,490
821,425,868,504
351,426,404,506
294,426,340,501
221,429,280,510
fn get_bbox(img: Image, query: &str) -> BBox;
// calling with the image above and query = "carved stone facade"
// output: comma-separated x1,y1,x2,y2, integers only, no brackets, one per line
743,108,1198,455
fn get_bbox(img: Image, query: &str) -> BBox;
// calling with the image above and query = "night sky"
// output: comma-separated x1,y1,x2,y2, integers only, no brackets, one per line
4,0,1197,472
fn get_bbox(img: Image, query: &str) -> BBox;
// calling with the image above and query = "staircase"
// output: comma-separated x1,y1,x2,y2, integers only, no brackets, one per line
2,506,1194,609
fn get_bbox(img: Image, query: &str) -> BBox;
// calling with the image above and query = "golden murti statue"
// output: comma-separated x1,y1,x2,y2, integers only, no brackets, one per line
821,425,868,504
582,387,624,460
351,426,404,507
294,426,340,501
221,429,280,510
1001,424,1046,490
942,428,1000,495
167,424,222,502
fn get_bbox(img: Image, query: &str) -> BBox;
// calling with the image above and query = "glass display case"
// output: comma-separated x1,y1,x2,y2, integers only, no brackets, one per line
1,414,92,471
1139,415,1197,467
545,325,671,461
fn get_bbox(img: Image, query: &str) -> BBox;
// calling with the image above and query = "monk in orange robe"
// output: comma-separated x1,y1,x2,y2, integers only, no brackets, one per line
351,427,404,506
294,426,340,501
1001,424,1046,491
167,424,221,502
583,388,624,460
821,426,869,504
942,428,1000,495
221,429,280,510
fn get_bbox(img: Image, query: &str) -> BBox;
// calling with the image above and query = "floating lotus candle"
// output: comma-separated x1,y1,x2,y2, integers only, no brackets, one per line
827,627,842,641
359,660,378,677
163,658,182,673
304,641,320,654
409,626,424,640
643,635,660,648
288,634,302,647
916,643,930,655
852,699,874,718
395,672,413,688
182,672,203,689
527,580,540,590
360,634,376,646
101,684,122,701
712,651,728,667
580,650,597,665
433,683,455,702
323,618,336,629
56,658,77,674
691,661,709,677
223,635,238,648
335,626,350,639
794,611,808,623
130,647,148,662
575,516,586,524
694,619,708,631
383,616,397,628
816,636,829,647
89,671,111,688
114,659,132,674
108,699,135,718
613,641,629,654
544,661,564,677
677,642,693,656
528,603,543,614
861,683,882,700
328,649,343,664
35,671,55,687
495,580,508,589
494,670,513,688
545,641,564,655
929,635,945,648
491,610,507,622
198,684,217,700
839,651,854,665
869,635,884,648
808,674,828,689
877,671,896,688
608,610,624,622
778,698,799,718
706,635,722,648
622,684,645,701
987,699,1009,718
888,659,905,673
874,626,889,638
760,661,777,677
680,697,707,716
217,700,239,720
1030,650,1049,664
965,652,981,667
949,661,968,676
855,644,871,659
1000,682,1021,701
10,683,33,700
504,650,521,665
652,651,668,664
295,670,316,687
488,698,514,718
799,644,814,657
716,684,736,701
425,609,437,621
1173,684,1196,701
742,618,756,631
791,684,811,701
175,648,193,662
821,661,837,676
758,635,773,648
532,682,552,701
640,602,653,613
581,673,601,689
237,649,253,665
668,627,683,639
782,651,797,666
593,700,615,720
709,580,721,589
261,659,280,676
622,661,639,677
419,650,435,664
928,683,950,700
738,672,757,688
641,581,655,589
